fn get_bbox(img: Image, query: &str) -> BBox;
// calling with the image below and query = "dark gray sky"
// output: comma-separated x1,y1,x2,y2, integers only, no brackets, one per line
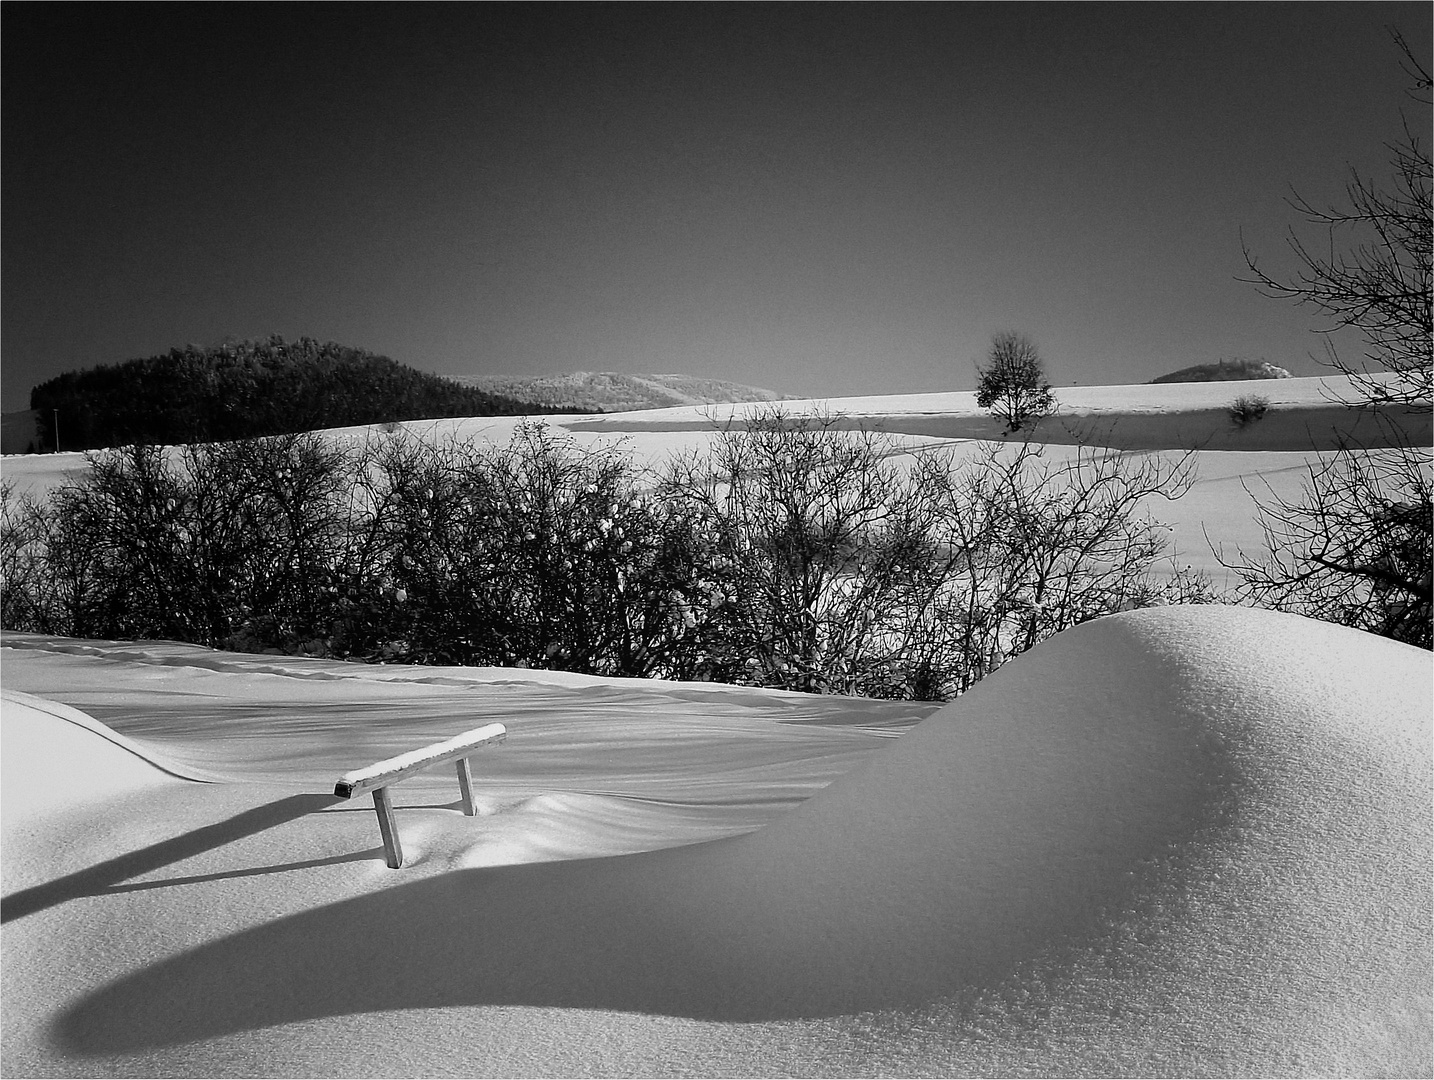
3,3,1429,411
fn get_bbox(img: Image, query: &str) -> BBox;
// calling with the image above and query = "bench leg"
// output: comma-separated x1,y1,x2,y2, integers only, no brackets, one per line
373,786,403,868
455,756,478,816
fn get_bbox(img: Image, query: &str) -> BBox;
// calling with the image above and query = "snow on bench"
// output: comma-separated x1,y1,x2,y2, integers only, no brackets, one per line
333,722,506,868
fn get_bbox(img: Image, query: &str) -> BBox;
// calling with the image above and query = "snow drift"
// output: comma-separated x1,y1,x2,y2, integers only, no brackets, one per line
1,690,217,823
34,605,1430,1076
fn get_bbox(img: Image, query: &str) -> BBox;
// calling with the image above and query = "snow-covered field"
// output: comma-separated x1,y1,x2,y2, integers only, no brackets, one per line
2,376,1430,1077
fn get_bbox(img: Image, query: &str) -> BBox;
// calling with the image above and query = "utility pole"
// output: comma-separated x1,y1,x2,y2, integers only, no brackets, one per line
53,409,60,453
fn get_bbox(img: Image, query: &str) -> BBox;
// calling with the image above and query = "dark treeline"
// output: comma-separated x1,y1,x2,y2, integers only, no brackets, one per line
29,335,572,452
0,415,1214,700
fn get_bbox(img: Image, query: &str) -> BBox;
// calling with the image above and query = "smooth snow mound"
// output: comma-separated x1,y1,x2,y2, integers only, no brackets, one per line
55,605,1431,1076
1,690,215,821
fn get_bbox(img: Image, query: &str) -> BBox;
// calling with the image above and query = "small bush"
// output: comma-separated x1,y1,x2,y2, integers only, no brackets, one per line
1229,394,1270,426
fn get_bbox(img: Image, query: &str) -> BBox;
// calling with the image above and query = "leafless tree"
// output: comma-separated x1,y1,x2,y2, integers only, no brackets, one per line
1229,31,1432,648
975,332,1057,432
1241,28,1431,409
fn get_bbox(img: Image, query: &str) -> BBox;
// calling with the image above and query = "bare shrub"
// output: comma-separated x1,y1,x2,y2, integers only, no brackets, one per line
0,435,357,649
903,442,1211,696
462,422,690,676
2,414,1211,697
1221,442,1432,648
657,411,938,694
0,479,76,634
354,422,702,675
1229,394,1271,426
658,410,1208,698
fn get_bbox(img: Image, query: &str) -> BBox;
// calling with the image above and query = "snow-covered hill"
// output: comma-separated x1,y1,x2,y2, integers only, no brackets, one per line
457,370,792,412
1152,358,1293,382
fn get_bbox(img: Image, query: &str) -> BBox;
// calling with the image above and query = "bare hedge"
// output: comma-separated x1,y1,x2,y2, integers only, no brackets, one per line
0,415,1211,699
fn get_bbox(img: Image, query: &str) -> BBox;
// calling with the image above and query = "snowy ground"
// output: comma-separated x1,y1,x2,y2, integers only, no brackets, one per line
2,376,1430,1077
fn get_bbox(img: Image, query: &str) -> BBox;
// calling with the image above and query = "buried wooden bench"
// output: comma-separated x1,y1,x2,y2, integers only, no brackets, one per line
333,723,506,869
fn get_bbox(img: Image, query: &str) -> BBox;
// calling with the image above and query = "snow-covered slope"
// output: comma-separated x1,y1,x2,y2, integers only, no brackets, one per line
562,372,1429,451
458,370,791,412
3,605,1428,1077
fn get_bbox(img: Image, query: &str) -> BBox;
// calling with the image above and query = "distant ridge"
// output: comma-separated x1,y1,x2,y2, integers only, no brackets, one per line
1152,358,1292,383
458,371,792,413
27,336,558,452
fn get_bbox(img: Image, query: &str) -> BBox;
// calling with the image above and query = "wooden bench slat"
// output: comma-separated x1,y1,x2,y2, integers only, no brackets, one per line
333,723,506,800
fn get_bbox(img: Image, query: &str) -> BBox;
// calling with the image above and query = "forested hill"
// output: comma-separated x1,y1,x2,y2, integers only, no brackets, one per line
1151,358,1292,383
29,336,574,451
